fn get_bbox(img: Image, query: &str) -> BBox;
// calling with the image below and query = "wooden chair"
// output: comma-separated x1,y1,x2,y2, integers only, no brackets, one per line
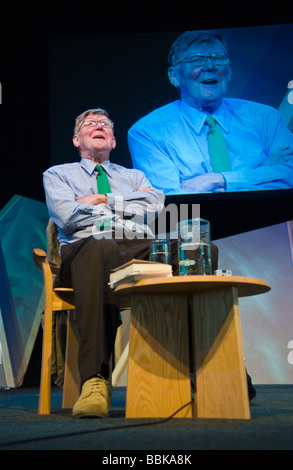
33,248,80,414
33,246,129,414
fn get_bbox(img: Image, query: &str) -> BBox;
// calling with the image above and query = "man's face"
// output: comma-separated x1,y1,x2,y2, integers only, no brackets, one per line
168,39,232,112
73,113,116,158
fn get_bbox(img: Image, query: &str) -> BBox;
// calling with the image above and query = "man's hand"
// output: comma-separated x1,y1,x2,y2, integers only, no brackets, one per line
138,185,155,192
261,145,293,166
76,194,107,205
182,173,226,193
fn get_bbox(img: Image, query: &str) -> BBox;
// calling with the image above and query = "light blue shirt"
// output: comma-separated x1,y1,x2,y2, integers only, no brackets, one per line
128,98,293,194
43,158,165,247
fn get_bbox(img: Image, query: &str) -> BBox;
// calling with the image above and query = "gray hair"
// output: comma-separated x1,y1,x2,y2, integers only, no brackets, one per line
168,30,229,66
73,107,113,135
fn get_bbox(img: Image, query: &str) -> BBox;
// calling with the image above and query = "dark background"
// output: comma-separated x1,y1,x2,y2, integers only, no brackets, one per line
1,0,293,239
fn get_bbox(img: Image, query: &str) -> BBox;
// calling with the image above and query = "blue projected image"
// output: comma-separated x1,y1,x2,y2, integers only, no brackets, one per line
128,28,293,195
49,24,293,197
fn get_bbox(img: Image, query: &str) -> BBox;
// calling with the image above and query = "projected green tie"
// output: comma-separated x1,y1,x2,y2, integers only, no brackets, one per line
96,165,111,229
206,116,231,172
96,165,112,194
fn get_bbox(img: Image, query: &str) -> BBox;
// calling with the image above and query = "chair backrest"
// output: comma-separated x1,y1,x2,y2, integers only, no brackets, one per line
45,218,62,286
46,217,61,261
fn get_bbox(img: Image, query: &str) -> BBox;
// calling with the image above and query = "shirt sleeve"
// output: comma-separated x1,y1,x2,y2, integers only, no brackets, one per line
223,108,293,191
43,168,115,235
107,169,165,224
128,126,184,194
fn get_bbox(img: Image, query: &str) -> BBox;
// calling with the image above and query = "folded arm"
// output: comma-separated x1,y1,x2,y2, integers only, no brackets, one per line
43,167,165,235
43,170,115,235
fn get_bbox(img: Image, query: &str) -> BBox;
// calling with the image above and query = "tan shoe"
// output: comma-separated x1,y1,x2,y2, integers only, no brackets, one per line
72,375,109,419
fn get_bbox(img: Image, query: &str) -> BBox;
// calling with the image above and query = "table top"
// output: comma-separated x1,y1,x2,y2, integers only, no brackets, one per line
114,275,271,298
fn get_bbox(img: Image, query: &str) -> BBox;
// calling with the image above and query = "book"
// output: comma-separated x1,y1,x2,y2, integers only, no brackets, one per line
109,258,172,288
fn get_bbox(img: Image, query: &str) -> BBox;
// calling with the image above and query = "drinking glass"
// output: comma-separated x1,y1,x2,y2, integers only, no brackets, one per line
177,219,212,275
149,239,171,264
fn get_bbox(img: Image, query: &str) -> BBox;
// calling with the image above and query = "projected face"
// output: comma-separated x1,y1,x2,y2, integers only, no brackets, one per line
168,39,232,112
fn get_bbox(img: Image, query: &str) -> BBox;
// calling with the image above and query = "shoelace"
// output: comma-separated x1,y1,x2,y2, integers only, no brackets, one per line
87,376,108,393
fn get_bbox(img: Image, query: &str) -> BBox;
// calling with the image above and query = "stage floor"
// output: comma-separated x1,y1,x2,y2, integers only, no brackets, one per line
0,385,293,450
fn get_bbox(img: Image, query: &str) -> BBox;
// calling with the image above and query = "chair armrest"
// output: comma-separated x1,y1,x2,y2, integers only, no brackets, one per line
33,248,47,270
32,248,60,275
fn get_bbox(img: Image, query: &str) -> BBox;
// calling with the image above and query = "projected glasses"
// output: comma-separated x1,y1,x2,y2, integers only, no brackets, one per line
82,119,114,130
173,52,230,67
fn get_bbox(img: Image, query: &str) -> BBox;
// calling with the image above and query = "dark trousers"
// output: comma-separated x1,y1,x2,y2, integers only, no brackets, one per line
60,236,218,386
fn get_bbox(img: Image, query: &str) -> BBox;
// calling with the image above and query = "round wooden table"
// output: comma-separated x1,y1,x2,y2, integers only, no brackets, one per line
115,275,271,420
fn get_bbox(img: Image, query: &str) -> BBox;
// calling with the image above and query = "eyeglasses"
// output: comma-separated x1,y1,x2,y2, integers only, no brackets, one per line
81,119,114,130
173,52,230,67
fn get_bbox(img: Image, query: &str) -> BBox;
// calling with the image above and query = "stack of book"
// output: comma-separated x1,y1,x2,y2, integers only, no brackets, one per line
109,259,173,288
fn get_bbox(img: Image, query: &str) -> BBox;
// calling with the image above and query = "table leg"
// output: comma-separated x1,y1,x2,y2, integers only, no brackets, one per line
191,286,250,420
126,293,192,418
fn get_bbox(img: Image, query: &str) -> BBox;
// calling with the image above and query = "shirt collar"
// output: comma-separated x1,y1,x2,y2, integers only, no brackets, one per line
80,158,112,176
180,100,206,133
180,99,230,133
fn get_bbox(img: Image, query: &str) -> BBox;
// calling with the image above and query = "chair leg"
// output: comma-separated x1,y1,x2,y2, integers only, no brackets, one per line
62,311,81,409
112,313,130,386
38,307,53,414
112,341,129,387
108,355,113,407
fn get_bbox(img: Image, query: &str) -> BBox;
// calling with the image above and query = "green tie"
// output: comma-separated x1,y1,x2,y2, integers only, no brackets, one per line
95,165,111,229
96,165,112,194
206,116,231,172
